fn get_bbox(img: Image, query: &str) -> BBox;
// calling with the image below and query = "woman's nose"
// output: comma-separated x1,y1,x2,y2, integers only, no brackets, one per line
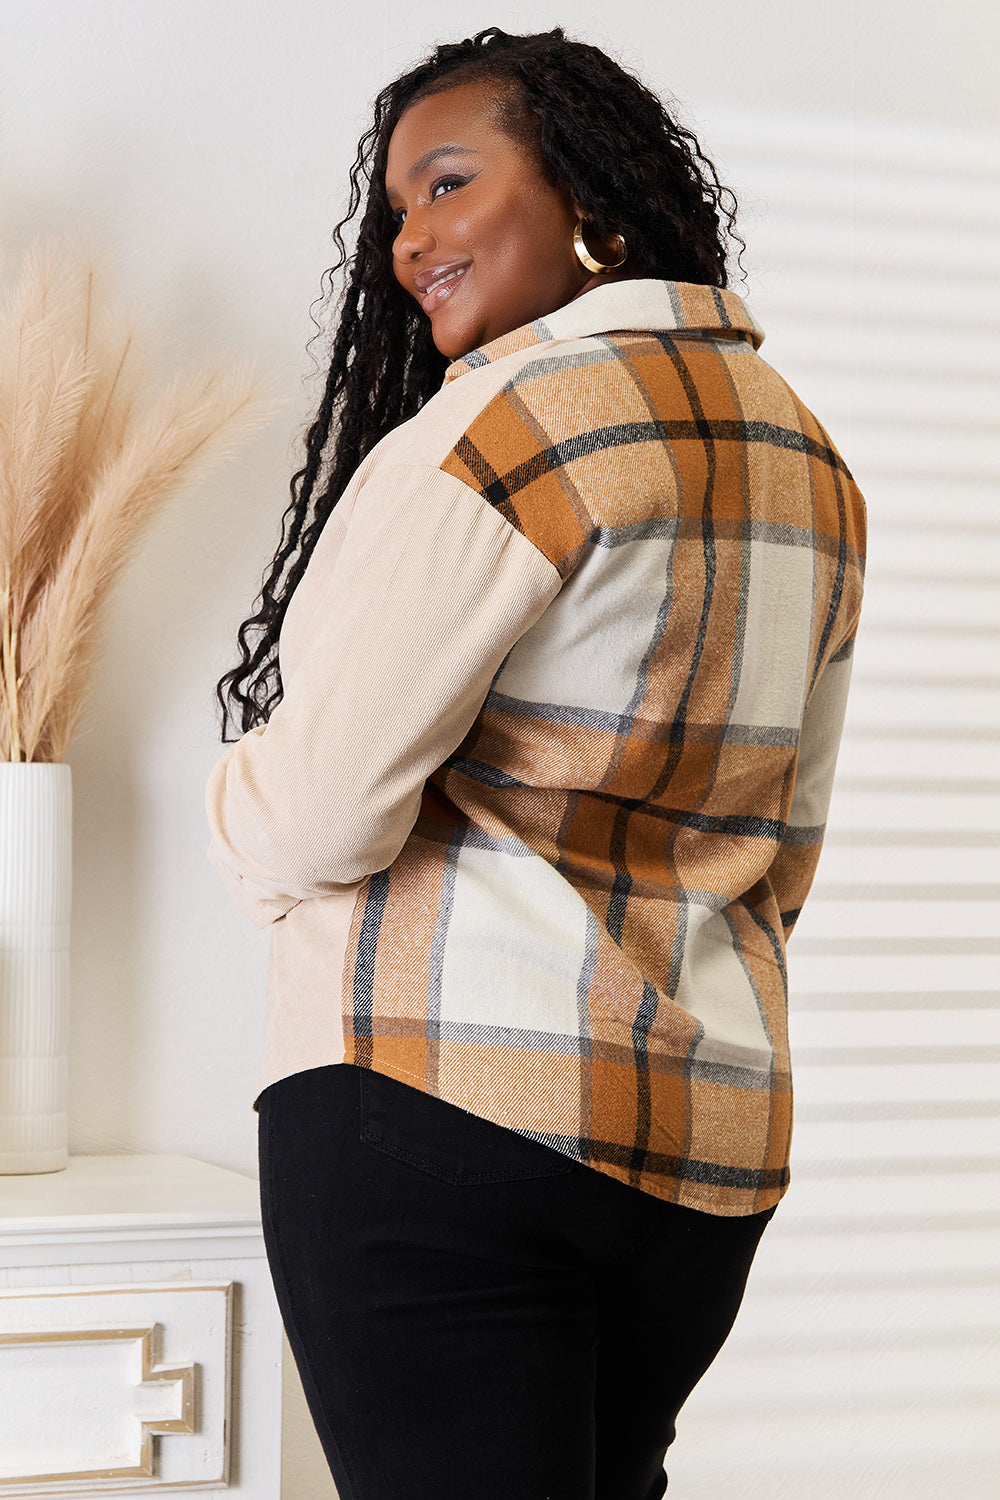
393,212,435,262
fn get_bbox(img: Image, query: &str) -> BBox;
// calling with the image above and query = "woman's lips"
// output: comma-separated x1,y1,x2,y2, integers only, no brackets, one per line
419,263,470,312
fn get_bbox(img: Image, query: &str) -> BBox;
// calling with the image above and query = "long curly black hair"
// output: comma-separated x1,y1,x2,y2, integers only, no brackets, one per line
217,26,743,739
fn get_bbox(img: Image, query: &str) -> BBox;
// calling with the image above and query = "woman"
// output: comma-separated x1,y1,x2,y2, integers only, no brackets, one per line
208,26,865,1500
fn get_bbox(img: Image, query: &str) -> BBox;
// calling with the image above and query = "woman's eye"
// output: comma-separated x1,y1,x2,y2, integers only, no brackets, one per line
431,175,467,199
390,175,469,233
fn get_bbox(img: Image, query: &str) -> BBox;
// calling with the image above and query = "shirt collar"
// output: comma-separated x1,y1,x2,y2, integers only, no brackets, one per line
442,278,765,384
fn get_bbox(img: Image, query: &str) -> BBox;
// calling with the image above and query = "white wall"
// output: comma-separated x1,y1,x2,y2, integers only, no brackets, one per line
1,2,997,1496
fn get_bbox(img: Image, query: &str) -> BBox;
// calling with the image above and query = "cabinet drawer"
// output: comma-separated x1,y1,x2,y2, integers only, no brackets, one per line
0,1282,232,1494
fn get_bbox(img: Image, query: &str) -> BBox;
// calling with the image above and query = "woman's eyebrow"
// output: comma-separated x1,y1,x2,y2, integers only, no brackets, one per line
406,144,476,182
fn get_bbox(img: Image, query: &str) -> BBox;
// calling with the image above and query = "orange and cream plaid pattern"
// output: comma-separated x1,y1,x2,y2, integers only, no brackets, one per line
341,282,866,1215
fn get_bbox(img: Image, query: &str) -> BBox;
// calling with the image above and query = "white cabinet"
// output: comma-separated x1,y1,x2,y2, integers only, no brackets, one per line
0,1156,282,1497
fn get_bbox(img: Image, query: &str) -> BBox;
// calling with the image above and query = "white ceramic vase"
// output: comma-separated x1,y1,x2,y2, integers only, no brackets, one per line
0,762,72,1173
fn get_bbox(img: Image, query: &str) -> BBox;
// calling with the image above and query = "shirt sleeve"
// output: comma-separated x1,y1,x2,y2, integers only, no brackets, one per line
205,463,561,927
768,634,857,939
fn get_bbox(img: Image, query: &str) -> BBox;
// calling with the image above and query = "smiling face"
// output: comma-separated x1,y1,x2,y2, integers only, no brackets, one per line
385,81,610,359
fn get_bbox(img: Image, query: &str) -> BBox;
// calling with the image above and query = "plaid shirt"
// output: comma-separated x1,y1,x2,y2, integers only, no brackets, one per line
208,279,866,1215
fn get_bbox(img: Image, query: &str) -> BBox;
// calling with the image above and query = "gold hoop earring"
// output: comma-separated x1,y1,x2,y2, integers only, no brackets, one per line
573,221,628,274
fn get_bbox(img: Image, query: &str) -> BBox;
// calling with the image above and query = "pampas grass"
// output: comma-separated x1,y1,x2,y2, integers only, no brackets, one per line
0,238,276,762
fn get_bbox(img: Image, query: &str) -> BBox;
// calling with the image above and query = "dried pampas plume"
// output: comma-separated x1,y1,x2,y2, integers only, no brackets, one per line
0,238,277,761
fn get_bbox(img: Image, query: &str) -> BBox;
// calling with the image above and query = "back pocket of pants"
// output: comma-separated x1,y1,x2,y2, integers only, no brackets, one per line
358,1068,575,1185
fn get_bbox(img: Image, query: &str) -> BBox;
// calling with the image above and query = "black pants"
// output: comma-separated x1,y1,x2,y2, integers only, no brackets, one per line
258,1063,774,1500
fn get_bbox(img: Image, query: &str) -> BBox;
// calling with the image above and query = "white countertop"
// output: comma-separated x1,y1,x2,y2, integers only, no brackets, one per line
0,1155,260,1242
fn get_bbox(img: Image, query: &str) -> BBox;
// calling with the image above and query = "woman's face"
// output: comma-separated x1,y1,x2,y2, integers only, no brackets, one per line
385,81,609,359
